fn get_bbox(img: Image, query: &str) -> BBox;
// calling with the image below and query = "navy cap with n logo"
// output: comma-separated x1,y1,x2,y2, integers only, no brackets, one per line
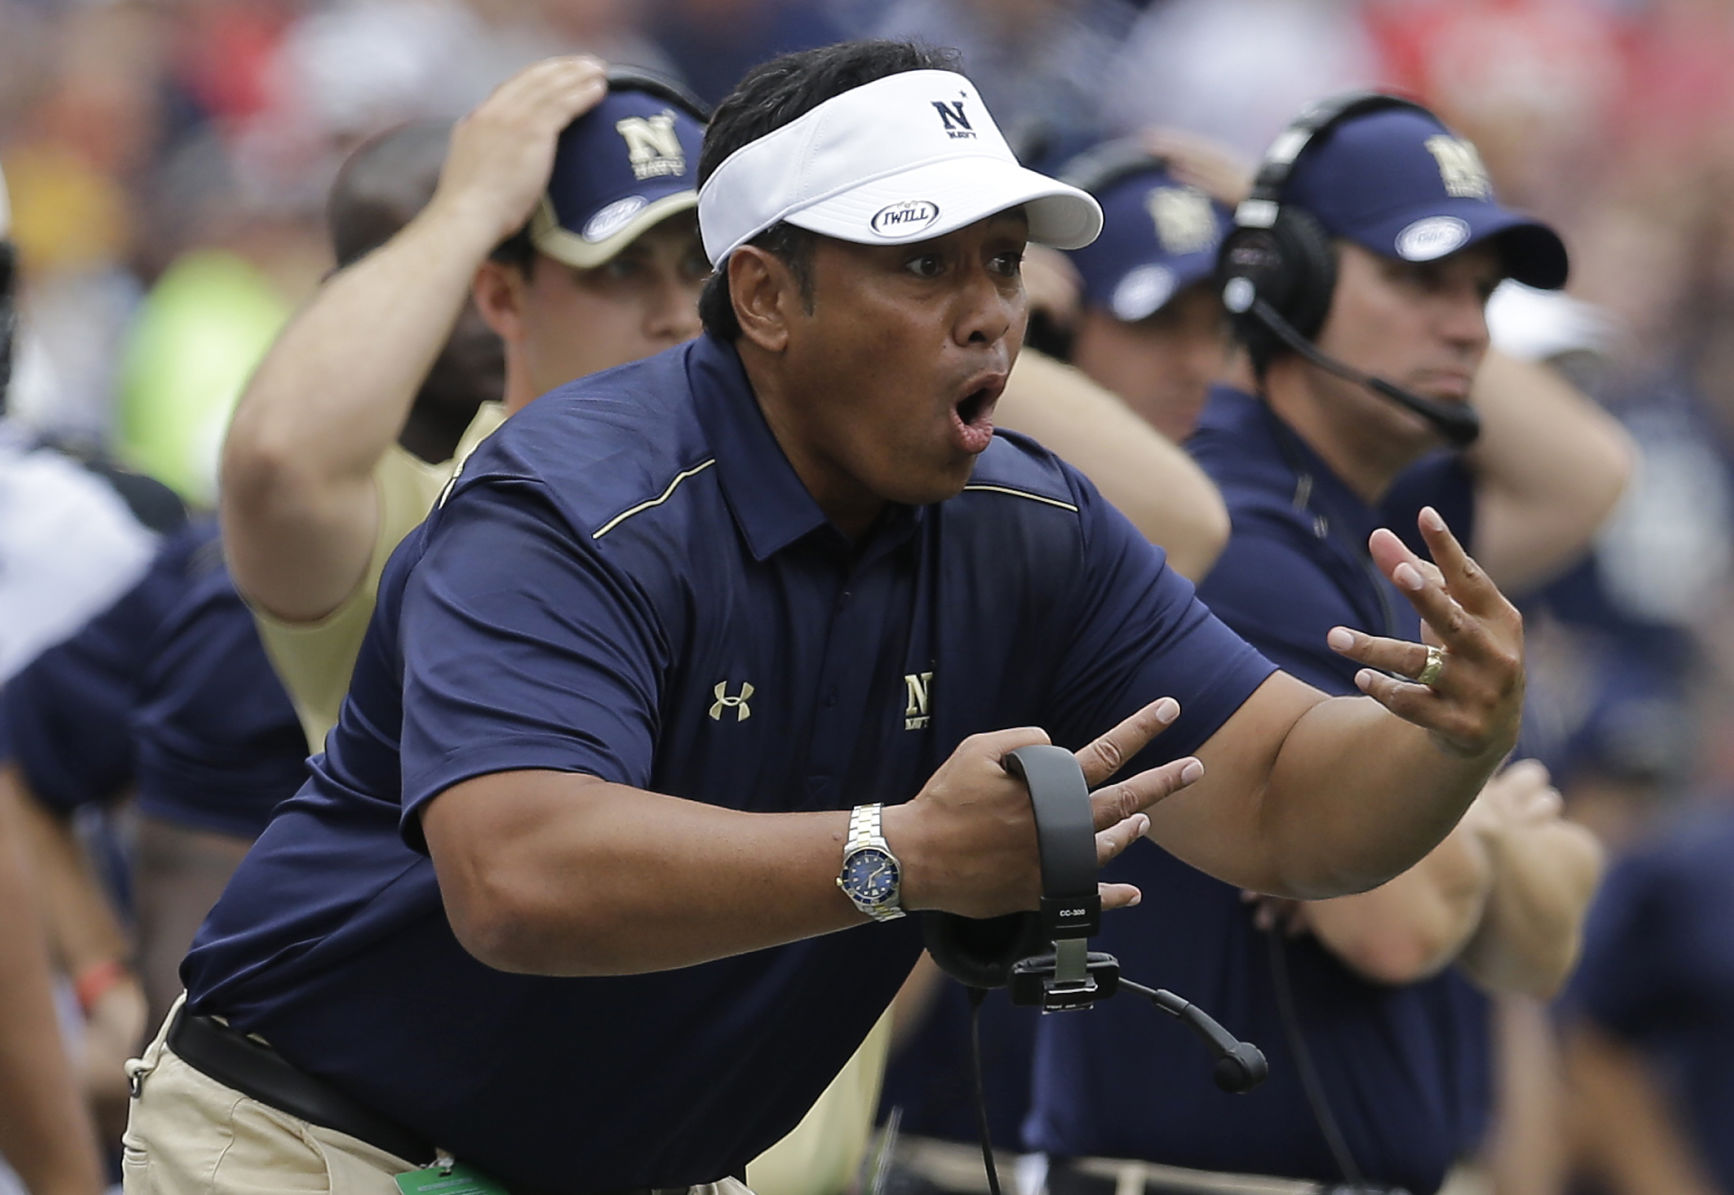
531,78,707,270
1281,105,1567,289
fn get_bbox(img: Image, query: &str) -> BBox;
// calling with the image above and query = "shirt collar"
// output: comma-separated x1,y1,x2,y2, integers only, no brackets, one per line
688,334,829,561
1197,384,1385,546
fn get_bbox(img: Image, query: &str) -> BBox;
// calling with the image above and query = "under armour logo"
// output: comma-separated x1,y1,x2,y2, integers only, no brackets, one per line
1423,135,1490,200
709,681,754,722
615,112,686,181
931,101,975,139
903,671,933,731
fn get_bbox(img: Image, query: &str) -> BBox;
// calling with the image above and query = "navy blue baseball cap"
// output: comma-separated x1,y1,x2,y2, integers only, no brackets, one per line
529,82,705,269
1284,106,1567,289
1066,158,1232,323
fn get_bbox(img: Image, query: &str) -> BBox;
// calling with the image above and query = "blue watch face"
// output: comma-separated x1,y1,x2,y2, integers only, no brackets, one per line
841,847,900,905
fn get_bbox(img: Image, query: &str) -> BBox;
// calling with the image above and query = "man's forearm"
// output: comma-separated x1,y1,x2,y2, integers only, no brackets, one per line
426,772,890,975
1298,822,1492,985
1261,694,1506,898
1467,349,1635,595
4,767,132,975
0,781,105,1195
997,350,1229,581
1162,677,1511,902
1457,818,1603,997
424,709,1189,976
220,200,499,620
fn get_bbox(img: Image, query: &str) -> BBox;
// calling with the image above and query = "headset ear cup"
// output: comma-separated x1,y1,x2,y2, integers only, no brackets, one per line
1271,207,1337,343
922,911,1048,990
1217,226,1288,369
1217,210,1338,369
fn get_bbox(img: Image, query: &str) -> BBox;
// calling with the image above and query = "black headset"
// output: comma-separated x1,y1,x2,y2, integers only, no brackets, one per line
1215,90,1482,447
923,744,1267,1081
923,745,1107,1001
1217,90,1435,367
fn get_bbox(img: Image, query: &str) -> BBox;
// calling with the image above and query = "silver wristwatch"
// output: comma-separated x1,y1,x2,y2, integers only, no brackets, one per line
836,803,904,921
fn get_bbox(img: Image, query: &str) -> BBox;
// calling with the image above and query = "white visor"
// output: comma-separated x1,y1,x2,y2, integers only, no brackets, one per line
698,69,1102,265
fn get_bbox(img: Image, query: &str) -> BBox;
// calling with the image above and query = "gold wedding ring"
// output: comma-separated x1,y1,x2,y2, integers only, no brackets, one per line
1416,644,1445,688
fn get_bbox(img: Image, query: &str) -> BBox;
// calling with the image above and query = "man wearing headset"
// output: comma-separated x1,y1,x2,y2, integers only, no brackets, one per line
1028,97,1615,1195
1053,136,1632,591
126,46,1531,1193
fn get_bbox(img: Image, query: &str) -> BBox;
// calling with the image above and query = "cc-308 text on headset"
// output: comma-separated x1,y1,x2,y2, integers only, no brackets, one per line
1216,90,1563,451
922,745,1268,1195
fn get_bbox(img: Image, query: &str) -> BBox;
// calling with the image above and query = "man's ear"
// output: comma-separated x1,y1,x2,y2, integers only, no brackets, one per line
729,246,796,354
473,260,528,344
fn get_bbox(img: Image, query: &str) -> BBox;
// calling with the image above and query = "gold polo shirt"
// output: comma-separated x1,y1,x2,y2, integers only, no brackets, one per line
254,402,506,752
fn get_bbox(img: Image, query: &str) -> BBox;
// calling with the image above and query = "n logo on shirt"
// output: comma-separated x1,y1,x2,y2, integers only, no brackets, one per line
903,671,933,730
710,681,754,722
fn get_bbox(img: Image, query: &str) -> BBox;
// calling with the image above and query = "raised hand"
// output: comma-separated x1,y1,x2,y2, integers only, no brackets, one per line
1327,506,1524,759
891,697,1203,918
430,56,611,247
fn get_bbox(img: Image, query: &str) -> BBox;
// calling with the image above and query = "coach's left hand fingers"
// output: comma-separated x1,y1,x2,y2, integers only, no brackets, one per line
1328,510,1523,758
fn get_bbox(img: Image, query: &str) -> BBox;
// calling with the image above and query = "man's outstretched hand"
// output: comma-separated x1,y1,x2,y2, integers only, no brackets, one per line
1328,506,1524,761
890,697,1204,918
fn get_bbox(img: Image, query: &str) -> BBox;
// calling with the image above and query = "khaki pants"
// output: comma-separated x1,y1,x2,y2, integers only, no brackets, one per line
122,996,422,1194
123,996,759,1195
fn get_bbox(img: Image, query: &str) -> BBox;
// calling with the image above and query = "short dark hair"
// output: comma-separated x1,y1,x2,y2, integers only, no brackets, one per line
327,121,451,268
489,224,538,278
696,39,962,340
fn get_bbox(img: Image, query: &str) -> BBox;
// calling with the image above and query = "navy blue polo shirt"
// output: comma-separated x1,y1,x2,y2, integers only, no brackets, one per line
181,335,1275,1193
1,522,210,810
879,985,1039,1147
0,520,305,837
1567,807,1734,1192
130,537,308,837
1028,386,1488,1194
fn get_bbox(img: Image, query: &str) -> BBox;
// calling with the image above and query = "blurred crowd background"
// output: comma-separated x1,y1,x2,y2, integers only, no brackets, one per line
4,0,1734,1190
8,0,1731,831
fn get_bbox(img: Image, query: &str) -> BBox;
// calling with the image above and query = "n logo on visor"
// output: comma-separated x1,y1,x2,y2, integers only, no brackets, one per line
615,111,686,181
932,100,976,140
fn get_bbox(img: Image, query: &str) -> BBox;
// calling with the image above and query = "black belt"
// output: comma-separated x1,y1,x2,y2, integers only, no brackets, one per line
168,1006,730,1195
168,1006,437,1165
1048,1157,1412,1195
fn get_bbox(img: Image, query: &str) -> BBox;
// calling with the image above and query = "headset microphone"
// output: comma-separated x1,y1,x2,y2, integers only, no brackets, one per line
923,744,1268,1194
1221,277,1481,448
1116,979,1269,1093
